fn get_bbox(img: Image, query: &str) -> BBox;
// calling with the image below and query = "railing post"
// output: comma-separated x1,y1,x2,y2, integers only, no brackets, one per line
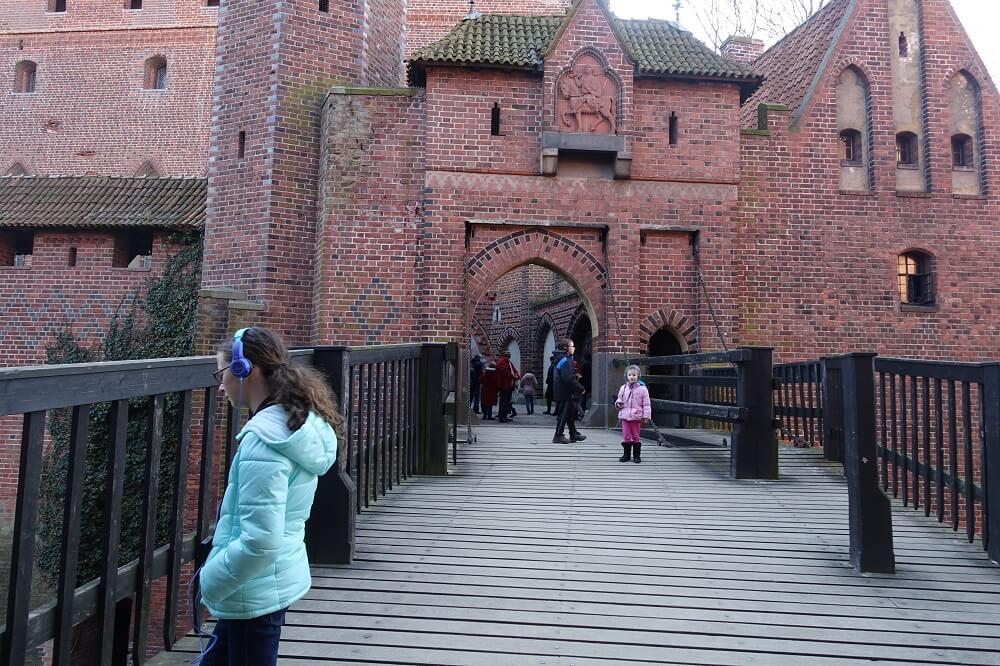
822,357,845,463
420,343,449,475
839,353,895,574
731,347,778,479
982,363,1000,564
306,347,357,565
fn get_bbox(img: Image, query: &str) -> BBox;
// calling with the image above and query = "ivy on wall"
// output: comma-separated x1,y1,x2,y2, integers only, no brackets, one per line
37,232,202,586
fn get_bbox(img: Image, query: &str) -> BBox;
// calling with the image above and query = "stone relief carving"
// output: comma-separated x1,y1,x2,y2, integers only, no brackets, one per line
556,55,618,134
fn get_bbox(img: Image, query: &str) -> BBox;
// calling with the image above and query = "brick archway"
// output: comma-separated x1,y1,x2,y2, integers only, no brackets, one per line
638,309,696,352
465,229,607,343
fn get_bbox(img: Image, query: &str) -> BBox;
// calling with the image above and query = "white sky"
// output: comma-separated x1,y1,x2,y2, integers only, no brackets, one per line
610,0,1000,83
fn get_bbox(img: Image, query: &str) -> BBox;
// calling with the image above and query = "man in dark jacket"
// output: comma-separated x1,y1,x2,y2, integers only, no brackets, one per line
552,338,587,444
469,354,484,414
495,351,518,423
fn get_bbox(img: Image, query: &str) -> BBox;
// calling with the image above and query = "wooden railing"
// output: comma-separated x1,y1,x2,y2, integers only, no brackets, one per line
0,343,457,665
615,348,777,479
774,360,824,448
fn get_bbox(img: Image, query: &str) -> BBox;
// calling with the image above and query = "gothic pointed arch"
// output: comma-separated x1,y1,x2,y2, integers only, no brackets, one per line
133,159,163,178
465,228,606,342
4,162,29,177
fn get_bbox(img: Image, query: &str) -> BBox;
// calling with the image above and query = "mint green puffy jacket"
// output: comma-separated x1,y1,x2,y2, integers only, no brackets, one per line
200,406,338,620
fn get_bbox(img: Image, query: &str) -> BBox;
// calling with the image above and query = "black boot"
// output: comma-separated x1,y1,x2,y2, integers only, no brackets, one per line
619,442,631,462
633,442,642,463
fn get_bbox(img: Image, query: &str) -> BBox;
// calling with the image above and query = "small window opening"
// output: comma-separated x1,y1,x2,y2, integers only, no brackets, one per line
492,305,502,323
490,102,501,136
14,61,37,93
49,0,67,12
898,32,908,58
898,252,933,306
206,0,220,5
10,231,34,267
68,247,77,267
143,56,167,90
128,0,143,8
237,131,246,158
668,112,678,145
319,0,329,11
839,129,862,165
113,231,153,269
895,132,918,167
951,134,974,168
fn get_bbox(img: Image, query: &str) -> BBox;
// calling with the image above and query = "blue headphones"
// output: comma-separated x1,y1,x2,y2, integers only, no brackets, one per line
231,328,253,379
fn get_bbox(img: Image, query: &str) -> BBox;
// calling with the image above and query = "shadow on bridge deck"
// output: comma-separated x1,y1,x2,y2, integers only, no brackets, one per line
161,425,1000,665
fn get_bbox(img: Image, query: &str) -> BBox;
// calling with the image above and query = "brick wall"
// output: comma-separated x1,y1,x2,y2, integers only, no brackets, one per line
738,0,1000,363
0,229,178,523
316,89,425,345
0,1,216,176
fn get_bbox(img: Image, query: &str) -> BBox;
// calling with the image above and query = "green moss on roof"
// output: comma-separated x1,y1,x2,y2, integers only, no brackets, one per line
409,14,759,83
0,176,206,230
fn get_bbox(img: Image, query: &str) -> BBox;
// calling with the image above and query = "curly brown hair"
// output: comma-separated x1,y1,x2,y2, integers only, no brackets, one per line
219,327,347,463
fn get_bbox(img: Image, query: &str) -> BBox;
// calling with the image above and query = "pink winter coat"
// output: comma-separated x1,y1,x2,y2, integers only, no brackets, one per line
616,382,651,422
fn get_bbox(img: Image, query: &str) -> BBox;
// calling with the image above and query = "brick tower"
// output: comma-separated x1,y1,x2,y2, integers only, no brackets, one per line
201,0,405,344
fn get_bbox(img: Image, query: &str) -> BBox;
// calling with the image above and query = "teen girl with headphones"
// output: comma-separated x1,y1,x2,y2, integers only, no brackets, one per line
199,327,345,665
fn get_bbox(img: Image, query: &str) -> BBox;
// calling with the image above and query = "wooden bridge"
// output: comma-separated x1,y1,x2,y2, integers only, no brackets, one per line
2,344,999,664
157,424,1000,665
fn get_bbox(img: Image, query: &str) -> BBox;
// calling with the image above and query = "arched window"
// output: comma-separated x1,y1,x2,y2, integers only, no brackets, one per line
134,161,160,178
4,163,28,177
492,304,502,323
895,132,918,167
897,252,934,306
898,32,908,58
951,134,974,169
839,129,862,165
144,56,167,90
14,61,37,93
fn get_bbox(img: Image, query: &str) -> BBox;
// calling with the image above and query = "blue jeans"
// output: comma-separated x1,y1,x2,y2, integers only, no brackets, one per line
201,608,286,666
524,394,535,414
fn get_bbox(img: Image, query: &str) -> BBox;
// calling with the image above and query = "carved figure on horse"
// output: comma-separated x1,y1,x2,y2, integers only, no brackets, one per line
558,67,616,133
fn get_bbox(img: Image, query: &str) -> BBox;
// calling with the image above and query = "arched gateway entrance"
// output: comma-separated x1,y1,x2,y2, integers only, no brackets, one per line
465,228,607,421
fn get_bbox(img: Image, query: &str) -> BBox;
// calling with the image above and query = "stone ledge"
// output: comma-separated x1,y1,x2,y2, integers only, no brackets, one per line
541,131,625,153
328,86,417,97
199,287,246,300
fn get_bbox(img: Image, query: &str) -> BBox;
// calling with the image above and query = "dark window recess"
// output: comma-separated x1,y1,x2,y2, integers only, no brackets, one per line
898,253,934,305
51,0,67,12
129,0,142,8
490,102,501,136
154,64,167,90
206,0,220,5
898,32,908,57
668,112,678,145
68,247,77,267
839,129,862,164
15,61,37,93
951,134,974,168
319,0,329,11
113,231,153,269
896,132,918,166
238,131,246,158
143,56,167,89
10,231,34,267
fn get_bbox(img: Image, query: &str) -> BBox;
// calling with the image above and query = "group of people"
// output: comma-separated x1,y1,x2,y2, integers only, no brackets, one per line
470,350,538,422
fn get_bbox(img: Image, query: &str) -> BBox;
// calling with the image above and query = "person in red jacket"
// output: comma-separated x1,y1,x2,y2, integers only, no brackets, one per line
495,351,519,423
479,362,499,420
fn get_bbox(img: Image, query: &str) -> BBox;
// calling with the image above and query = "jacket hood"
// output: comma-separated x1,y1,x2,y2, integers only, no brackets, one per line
238,405,338,475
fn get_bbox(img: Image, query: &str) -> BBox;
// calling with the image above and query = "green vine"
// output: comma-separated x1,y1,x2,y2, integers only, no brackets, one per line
37,231,203,587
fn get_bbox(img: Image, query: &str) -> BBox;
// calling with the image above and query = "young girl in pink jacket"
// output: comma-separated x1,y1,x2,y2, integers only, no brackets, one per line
615,365,651,463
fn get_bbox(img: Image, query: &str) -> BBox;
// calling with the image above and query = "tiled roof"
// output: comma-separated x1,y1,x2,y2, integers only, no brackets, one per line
741,0,853,127
0,176,206,229
410,13,760,88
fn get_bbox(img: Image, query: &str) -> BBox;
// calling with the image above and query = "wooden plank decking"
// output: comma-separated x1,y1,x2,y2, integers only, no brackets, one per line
163,424,1000,665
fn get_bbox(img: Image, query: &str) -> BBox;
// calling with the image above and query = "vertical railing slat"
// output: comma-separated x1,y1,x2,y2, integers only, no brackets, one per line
1,410,46,666
54,405,89,666
963,382,975,542
133,394,165,665
380,361,388,498
935,378,945,523
197,386,219,556
890,375,899,497
164,390,193,649
949,380,959,531
364,363,373,509
97,399,129,666
900,374,909,506
910,374,919,510
922,377,931,517
879,372,888,490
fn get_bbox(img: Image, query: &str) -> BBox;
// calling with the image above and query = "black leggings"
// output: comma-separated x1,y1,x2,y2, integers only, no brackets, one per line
554,400,580,439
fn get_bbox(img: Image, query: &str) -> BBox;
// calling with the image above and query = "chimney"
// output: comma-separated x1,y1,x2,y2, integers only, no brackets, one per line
721,35,765,65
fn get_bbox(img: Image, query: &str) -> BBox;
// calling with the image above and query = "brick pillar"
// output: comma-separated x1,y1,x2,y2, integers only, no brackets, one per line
721,36,765,65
